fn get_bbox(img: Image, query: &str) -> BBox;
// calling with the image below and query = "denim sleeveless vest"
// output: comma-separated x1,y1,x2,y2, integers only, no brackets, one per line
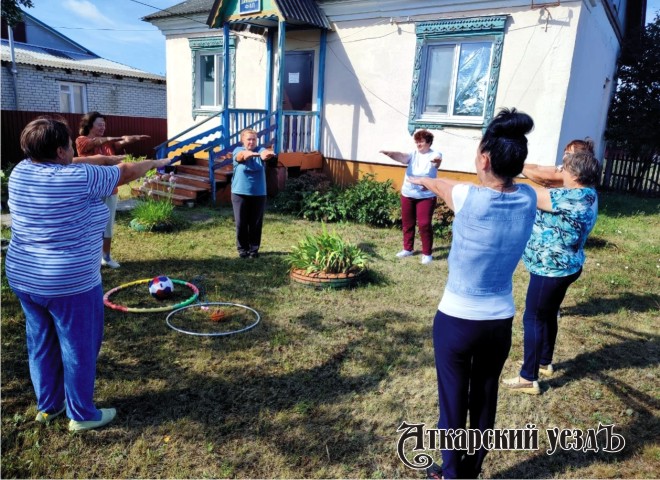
446,184,537,297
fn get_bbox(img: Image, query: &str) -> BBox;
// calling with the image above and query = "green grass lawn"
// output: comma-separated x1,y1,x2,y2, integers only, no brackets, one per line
1,191,658,479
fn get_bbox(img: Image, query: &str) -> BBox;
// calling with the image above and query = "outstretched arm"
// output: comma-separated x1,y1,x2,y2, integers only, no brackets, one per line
116,158,170,186
407,176,465,211
114,135,151,150
380,150,411,164
260,148,276,160
523,164,564,188
234,149,261,162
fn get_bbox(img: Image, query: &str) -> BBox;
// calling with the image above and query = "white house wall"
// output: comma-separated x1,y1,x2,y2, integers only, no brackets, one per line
559,2,620,162
321,3,593,172
155,0,623,171
234,32,268,110
165,34,197,138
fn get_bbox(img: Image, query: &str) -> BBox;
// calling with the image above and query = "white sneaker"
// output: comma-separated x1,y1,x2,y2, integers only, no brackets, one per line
396,249,414,258
101,257,120,269
421,255,433,265
69,408,116,432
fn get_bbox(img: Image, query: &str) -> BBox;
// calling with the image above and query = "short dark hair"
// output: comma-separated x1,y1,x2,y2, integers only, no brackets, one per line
479,107,534,178
79,111,105,136
413,129,434,146
20,116,72,161
563,151,600,186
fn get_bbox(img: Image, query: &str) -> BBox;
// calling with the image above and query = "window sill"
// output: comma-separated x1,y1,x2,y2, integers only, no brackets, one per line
408,119,485,133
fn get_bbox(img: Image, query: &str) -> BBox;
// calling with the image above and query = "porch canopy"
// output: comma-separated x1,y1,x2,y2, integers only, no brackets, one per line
205,0,331,157
207,0,331,30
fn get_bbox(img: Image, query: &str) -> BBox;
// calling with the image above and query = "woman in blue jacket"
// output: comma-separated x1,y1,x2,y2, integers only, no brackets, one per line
409,108,537,479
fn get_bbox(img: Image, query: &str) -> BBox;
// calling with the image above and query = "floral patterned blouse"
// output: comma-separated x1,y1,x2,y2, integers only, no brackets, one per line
522,187,598,277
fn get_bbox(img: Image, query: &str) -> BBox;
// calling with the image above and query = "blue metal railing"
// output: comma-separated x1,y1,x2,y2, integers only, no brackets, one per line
155,107,320,204
281,111,320,152
154,108,270,162
208,110,279,203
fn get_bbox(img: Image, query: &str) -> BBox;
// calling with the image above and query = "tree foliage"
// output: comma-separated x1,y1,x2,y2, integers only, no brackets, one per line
606,14,660,153
1,0,34,27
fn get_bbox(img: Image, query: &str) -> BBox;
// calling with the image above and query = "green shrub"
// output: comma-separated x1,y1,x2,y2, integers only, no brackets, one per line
341,174,400,227
271,171,332,215
299,186,348,222
432,199,454,239
287,224,368,274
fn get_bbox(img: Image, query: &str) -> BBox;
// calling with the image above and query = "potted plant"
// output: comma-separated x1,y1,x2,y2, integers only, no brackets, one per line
287,225,368,288
129,195,178,232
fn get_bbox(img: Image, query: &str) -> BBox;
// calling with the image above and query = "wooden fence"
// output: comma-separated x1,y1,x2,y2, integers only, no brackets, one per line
601,148,660,196
1,110,167,169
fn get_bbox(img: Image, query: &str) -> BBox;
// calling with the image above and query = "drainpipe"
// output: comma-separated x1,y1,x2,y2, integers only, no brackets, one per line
8,26,19,110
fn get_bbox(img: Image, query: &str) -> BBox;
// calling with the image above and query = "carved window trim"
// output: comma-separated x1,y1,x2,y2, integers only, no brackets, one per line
189,36,236,118
408,16,507,133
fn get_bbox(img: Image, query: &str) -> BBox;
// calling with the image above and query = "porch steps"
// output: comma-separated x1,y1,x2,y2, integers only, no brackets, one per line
132,142,233,206
138,180,209,199
176,164,232,182
130,186,191,207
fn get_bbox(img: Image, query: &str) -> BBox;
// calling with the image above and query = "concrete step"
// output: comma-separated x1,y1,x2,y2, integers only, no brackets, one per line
131,186,191,206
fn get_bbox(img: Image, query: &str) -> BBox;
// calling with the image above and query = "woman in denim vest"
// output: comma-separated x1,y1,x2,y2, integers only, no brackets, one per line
408,108,537,479
503,143,599,395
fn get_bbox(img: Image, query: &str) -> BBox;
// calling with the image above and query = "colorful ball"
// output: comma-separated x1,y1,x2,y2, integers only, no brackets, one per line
148,275,174,300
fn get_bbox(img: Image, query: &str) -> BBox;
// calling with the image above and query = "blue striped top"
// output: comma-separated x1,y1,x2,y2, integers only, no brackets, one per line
6,160,120,297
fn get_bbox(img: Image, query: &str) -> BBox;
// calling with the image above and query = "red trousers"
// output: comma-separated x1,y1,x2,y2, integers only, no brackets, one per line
401,195,436,255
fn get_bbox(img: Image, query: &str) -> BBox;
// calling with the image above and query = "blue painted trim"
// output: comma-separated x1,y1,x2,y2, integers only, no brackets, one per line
315,29,327,152
222,23,230,141
265,29,273,113
275,20,286,153
408,15,508,134
189,35,236,119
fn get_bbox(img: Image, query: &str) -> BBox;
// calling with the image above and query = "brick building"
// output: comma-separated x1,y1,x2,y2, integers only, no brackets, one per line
1,10,166,118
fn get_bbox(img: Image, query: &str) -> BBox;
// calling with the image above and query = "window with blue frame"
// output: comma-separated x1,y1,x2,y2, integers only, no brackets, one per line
189,36,235,116
408,16,507,133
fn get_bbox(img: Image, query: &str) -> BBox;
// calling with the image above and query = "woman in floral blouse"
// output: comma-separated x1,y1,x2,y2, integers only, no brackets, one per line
503,146,600,394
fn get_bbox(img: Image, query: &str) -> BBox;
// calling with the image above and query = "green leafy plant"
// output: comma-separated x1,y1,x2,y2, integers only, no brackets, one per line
131,196,177,231
287,224,368,274
299,186,348,222
432,199,455,239
271,171,333,215
342,174,400,227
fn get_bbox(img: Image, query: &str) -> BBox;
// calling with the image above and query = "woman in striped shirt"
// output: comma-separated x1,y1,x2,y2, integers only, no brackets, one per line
6,116,169,432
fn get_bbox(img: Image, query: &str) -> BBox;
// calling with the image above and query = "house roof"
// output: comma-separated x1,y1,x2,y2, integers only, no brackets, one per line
147,0,331,30
207,0,331,30
143,0,215,20
1,40,165,81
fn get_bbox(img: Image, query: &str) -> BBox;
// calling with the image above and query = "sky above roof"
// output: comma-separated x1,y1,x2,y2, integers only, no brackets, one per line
20,0,660,77
24,0,183,75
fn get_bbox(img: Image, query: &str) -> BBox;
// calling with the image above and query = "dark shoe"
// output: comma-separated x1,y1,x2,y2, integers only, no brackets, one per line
239,252,249,259
425,462,443,479
249,252,259,258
